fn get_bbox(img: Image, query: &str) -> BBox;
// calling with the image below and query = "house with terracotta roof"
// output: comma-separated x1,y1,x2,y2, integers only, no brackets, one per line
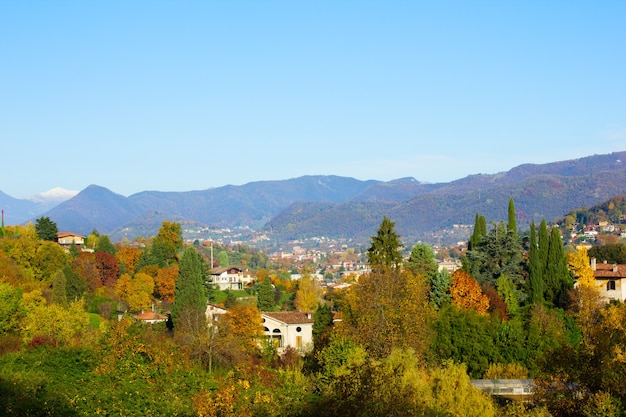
134,310,168,324
591,258,626,302
261,311,314,354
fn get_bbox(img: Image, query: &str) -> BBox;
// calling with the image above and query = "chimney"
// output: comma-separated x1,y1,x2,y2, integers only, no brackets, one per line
591,257,597,271
614,264,619,273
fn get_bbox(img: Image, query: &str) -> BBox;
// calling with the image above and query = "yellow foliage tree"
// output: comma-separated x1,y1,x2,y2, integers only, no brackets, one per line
450,270,489,314
114,272,154,312
568,247,602,341
21,296,91,347
338,269,433,360
294,273,323,312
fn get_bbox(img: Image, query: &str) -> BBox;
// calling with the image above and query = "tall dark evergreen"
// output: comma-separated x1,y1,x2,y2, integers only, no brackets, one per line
35,216,58,241
469,214,487,250
507,198,518,240
544,226,573,306
405,243,439,281
171,248,207,324
527,221,544,304
367,216,403,271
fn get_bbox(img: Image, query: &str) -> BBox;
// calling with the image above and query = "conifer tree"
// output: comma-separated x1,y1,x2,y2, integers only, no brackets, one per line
256,276,275,311
469,214,487,250
527,221,544,304
51,270,68,306
367,216,403,271
545,226,573,306
171,248,207,325
507,198,518,240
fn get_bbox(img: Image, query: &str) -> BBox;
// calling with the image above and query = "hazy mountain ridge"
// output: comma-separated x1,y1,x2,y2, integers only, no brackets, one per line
2,152,625,243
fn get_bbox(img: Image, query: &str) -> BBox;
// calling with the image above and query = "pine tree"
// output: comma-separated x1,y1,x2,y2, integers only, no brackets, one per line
507,198,518,240
171,248,207,325
35,216,58,241
367,216,403,271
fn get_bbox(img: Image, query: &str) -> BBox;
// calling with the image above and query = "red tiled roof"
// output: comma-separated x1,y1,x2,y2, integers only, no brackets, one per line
262,311,314,324
135,311,167,321
57,232,85,238
594,263,626,279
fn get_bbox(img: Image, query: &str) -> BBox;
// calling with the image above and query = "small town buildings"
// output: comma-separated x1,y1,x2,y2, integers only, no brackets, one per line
209,266,254,290
205,303,228,323
591,258,626,302
261,311,314,354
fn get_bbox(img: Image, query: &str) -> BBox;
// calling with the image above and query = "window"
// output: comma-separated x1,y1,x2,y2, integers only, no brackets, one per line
296,326,302,332
607,280,616,291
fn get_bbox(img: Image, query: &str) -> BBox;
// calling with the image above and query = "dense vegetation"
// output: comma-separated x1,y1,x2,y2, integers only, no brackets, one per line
1,201,626,416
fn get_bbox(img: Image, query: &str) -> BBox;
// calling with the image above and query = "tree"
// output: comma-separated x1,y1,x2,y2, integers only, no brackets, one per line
339,268,432,359
544,226,573,306
294,272,323,312
154,265,178,303
312,303,334,352
367,216,403,271
256,276,275,311
115,272,154,313
507,198,518,240
150,221,183,267
51,270,68,306
95,234,116,254
217,251,229,267
95,251,119,288
469,214,487,250
405,243,438,281
116,247,143,275
171,248,207,325
450,270,489,314
528,221,544,304
35,216,58,241
567,247,602,341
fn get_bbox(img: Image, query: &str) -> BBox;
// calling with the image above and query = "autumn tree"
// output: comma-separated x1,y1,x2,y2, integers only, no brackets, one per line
367,216,403,271
339,268,432,359
115,272,155,313
567,247,602,340
154,265,178,303
150,221,183,267
51,269,68,306
72,252,100,291
450,270,489,314
294,272,323,312
35,216,58,241
116,247,143,275
95,251,119,288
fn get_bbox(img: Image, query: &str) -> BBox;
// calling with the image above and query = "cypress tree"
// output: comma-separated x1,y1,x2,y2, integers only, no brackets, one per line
545,226,572,306
528,221,544,304
171,248,207,324
469,214,487,250
507,198,518,240
257,276,275,311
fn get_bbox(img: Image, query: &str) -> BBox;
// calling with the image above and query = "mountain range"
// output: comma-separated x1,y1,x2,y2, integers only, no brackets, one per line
2,151,625,246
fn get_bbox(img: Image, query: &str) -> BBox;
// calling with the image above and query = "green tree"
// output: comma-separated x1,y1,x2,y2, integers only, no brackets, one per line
469,214,487,250
171,248,207,326
429,269,452,310
51,270,68,306
35,216,58,242
256,276,275,311
151,221,183,267
544,226,573,306
507,197,518,240
217,251,229,267
528,221,545,304
367,216,403,271
405,243,438,281
95,234,116,254
312,303,334,352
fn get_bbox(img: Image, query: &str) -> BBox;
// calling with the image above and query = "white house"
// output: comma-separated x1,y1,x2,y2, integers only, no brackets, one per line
205,303,228,323
261,311,314,354
209,267,254,290
591,258,626,303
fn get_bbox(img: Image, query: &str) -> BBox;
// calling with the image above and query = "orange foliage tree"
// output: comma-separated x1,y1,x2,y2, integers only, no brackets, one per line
155,265,178,303
450,270,489,314
116,247,143,275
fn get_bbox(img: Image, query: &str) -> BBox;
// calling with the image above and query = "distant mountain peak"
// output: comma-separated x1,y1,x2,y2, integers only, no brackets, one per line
27,187,79,203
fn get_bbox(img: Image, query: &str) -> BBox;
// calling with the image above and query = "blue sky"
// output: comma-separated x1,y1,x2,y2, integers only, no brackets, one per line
1,1,624,199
